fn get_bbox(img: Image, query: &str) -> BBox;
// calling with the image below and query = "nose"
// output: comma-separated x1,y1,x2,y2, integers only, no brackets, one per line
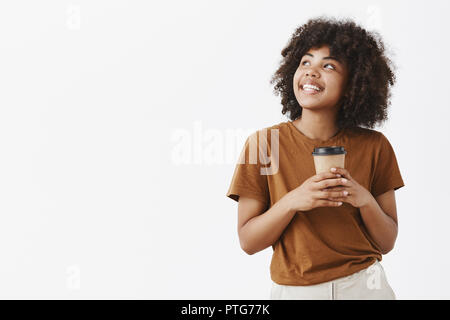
305,68,320,78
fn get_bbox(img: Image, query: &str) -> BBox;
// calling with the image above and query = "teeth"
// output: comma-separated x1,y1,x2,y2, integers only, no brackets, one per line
302,84,321,91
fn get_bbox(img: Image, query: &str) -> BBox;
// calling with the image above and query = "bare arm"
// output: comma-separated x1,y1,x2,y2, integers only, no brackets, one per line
327,167,399,254
359,189,398,254
237,171,346,255
237,196,296,255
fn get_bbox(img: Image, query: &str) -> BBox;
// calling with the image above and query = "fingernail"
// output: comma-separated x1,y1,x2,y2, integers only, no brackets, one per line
343,191,348,196
336,174,341,177
331,168,336,172
338,202,343,205
341,178,348,183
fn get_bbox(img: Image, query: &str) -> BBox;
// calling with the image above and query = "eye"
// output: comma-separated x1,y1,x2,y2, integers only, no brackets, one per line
324,63,336,70
301,60,310,66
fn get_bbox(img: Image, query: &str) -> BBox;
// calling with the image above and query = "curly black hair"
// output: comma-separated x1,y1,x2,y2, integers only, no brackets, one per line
270,16,396,129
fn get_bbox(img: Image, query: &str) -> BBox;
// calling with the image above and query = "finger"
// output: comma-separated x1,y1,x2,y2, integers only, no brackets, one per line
322,186,346,192
320,190,349,199
312,171,342,182
316,200,343,207
316,177,348,189
328,197,348,202
330,167,352,179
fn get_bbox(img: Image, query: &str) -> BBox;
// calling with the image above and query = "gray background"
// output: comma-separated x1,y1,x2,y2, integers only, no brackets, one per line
0,0,447,299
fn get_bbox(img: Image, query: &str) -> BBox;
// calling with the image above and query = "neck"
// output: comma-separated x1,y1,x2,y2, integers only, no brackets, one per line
293,108,340,141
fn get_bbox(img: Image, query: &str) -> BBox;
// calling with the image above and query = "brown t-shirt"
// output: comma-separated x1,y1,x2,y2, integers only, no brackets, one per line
226,121,405,285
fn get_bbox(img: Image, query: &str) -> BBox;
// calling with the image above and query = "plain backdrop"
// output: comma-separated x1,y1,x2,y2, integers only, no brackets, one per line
0,0,448,299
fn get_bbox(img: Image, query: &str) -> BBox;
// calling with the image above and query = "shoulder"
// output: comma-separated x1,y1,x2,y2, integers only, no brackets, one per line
239,122,290,154
257,121,292,138
345,127,397,158
247,121,290,141
344,126,386,144
258,121,289,133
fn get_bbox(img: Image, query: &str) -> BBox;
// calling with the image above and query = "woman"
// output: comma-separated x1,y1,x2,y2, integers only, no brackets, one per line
226,17,405,300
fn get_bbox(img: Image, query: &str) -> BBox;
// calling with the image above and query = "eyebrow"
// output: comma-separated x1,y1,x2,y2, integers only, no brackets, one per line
303,53,341,62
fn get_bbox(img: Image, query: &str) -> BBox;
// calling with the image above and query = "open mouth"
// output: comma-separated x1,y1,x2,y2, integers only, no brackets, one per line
300,84,323,94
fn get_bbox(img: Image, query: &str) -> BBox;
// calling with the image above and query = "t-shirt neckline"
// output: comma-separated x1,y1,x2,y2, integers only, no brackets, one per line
287,120,346,145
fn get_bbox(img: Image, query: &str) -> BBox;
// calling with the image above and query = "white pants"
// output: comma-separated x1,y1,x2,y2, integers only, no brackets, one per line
270,260,396,300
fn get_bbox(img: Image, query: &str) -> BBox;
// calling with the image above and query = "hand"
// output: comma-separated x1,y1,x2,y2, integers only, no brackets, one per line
326,167,372,208
284,171,349,212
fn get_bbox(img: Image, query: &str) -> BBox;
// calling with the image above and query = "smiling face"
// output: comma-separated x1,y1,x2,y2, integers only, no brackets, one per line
293,45,349,112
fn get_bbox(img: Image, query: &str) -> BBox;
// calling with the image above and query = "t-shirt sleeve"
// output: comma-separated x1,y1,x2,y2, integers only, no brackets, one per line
370,132,405,198
226,131,270,205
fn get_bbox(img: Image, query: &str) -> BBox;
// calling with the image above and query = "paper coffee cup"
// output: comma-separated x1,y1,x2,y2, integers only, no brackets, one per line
312,146,346,174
